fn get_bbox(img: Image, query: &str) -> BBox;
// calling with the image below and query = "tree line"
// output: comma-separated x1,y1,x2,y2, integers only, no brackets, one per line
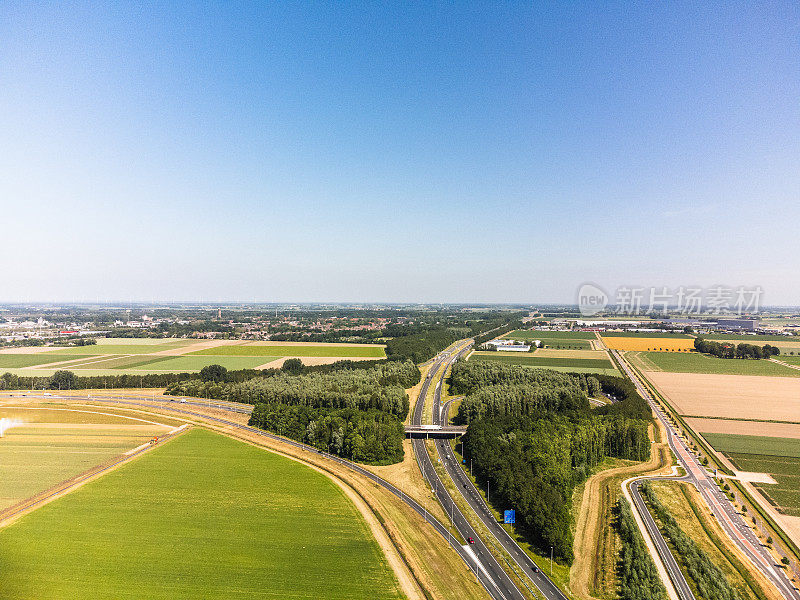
248,404,404,464
616,498,668,600
455,361,652,562
640,481,742,600
167,360,419,419
694,337,780,359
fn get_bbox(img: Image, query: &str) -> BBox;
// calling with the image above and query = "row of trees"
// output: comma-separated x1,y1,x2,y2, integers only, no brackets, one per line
0,370,193,391
455,362,651,562
640,482,742,600
167,360,419,419
616,498,668,600
694,337,780,359
248,404,404,464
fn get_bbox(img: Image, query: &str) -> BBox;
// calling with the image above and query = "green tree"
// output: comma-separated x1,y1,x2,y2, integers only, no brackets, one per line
199,364,228,383
281,358,304,374
49,370,76,390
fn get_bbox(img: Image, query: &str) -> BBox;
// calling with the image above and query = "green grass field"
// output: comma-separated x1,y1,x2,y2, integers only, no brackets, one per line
702,433,800,457
0,407,168,510
132,355,276,371
631,351,800,377
505,330,596,340
779,356,800,364
0,428,403,599
726,452,800,516
703,434,800,516
471,352,620,375
45,342,189,355
190,344,386,358
0,354,83,368
706,334,800,342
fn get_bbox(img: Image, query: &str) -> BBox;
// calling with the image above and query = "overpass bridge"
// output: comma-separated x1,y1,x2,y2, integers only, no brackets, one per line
404,425,466,439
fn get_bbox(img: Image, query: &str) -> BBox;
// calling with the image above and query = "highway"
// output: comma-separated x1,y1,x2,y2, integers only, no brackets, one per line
430,352,569,600
612,350,800,600
410,342,527,600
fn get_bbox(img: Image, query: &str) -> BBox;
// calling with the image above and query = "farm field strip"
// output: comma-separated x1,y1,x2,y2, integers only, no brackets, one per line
470,352,620,375
45,343,190,355
601,337,695,351
599,331,694,338
0,428,405,600
702,433,800,458
472,351,614,368
643,371,800,421
502,330,597,340
190,344,386,357
686,417,800,439
727,453,800,517
0,406,173,511
0,354,86,368
630,351,800,376
131,355,277,371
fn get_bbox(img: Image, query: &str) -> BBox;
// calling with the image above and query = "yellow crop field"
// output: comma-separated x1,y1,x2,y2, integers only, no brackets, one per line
600,337,695,352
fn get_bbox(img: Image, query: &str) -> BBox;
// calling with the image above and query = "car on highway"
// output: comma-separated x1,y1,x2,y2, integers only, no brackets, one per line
467,537,474,544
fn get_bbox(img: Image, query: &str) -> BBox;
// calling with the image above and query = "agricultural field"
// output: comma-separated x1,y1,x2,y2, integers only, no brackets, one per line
189,343,386,358
706,334,800,342
471,351,620,375
501,331,595,349
0,428,404,600
599,331,694,338
504,330,597,339
0,405,176,511
601,336,695,352
686,418,800,440
702,433,800,517
0,338,386,376
629,351,800,376
643,372,800,421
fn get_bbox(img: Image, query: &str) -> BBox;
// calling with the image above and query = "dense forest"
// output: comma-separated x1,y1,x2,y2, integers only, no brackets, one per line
167,360,418,417
248,404,404,464
455,361,651,562
167,361,420,464
694,337,780,359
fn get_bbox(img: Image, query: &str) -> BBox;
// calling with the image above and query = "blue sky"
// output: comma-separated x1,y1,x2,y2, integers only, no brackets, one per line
1,2,798,304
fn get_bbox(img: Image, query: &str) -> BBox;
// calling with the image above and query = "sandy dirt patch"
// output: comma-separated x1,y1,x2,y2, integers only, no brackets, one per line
0,346,70,355
646,372,800,421
686,417,800,437
730,471,778,484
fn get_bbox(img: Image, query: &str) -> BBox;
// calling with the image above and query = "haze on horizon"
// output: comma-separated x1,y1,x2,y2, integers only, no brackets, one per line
1,3,798,305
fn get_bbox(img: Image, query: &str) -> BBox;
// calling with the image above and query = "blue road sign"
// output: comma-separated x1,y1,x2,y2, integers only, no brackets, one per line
504,509,515,524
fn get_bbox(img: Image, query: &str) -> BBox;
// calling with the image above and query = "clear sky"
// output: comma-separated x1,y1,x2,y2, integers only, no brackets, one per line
2,2,798,304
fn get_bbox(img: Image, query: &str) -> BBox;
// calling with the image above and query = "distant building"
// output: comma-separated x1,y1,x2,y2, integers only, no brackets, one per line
715,319,757,331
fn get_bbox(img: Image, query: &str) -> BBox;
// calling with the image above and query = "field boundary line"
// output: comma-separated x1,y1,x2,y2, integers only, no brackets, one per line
0,425,189,529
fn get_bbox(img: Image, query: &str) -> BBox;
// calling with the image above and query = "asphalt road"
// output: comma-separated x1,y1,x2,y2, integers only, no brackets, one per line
612,350,800,600
430,353,569,600
410,342,526,600
628,477,696,600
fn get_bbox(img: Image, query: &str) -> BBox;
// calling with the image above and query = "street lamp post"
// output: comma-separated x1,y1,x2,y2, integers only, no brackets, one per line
550,546,553,576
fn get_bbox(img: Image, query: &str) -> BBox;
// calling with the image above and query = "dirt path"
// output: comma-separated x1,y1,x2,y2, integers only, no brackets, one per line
570,421,673,600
